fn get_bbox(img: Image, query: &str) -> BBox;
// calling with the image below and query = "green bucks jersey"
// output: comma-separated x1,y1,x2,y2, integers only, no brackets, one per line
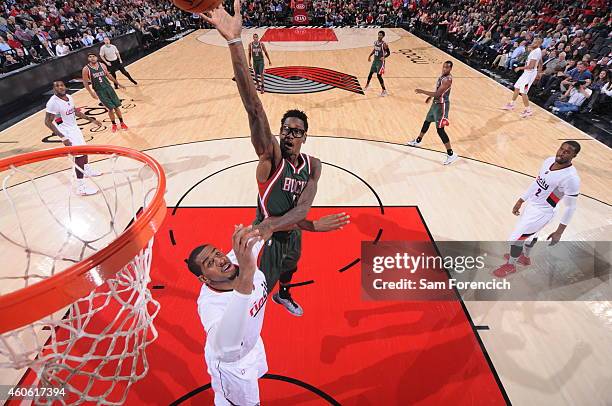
256,154,312,221
373,40,386,61
87,63,112,92
251,41,264,63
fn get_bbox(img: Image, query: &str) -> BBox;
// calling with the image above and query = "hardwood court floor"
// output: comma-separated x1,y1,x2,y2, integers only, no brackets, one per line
0,28,611,405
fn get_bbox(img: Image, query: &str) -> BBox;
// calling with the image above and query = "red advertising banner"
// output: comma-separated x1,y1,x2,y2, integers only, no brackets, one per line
292,0,309,25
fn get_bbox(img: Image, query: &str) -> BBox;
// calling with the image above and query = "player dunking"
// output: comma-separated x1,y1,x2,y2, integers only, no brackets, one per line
82,53,128,133
407,61,458,165
503,38,543,118
364,30,390,96
44,80,102,196
494,141,581,277
248,33,271,94
186,225,267,406
202,1,349,317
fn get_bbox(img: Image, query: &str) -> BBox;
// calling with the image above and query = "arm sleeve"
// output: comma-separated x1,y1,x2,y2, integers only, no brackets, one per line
559,176,580,225
209,291,252,363
559,194,577,225
521,181,539,201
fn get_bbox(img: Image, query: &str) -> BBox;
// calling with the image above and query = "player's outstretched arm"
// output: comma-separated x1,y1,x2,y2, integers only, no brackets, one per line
75,109,102,127
416,77,451,98
296,213,350,232
202,1,281,175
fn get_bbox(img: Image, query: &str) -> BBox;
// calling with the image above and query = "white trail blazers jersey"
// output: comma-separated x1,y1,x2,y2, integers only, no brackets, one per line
525,157,580,210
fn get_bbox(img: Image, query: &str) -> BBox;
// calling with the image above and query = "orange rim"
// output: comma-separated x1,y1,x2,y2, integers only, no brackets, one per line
0,146,167,334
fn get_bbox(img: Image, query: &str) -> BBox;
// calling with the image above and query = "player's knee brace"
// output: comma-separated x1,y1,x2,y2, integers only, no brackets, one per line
436,127,449,144
420,121,431,133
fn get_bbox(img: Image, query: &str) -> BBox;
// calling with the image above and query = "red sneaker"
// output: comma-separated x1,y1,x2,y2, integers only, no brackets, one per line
111,124,118,133
493,263,517,278
120,122,129,130
503,254,531,266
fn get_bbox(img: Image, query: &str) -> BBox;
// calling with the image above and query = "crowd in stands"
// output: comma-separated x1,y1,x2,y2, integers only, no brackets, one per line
310,0,409,27
0,0,195,75
2,0,611,115
241,0,292,26
411,0,611,116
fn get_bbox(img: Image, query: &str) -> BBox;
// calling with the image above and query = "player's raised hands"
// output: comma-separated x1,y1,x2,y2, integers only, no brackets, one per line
313,213,350,232
201,0,242,42
232,224,261,275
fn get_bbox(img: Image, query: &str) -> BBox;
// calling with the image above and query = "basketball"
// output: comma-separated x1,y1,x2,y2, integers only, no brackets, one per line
172,0,222,14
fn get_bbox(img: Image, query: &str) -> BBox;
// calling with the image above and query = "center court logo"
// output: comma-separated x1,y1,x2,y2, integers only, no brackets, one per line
251,66,363,95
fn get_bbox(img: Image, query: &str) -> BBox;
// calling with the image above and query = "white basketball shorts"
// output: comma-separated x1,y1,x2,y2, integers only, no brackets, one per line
508,203,554,242
514,69,538,94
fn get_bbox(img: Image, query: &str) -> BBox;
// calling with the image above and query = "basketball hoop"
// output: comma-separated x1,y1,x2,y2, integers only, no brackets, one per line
0,146,166,404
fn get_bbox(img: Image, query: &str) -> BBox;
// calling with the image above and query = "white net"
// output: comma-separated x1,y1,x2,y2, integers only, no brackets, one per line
0,150,164,405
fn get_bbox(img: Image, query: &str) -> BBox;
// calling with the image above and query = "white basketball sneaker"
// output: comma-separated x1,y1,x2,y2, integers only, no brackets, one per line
380,90,389,97
272,292,303,317
84,164,102,177
406,139,422,147
443,153,459,165
75,180,98,196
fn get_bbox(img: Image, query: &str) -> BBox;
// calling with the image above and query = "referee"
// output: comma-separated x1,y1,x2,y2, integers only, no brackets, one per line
99,37,138,89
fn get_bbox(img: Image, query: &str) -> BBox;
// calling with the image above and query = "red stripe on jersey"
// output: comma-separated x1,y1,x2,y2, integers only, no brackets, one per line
548,192,560,204
296,153,306,173
518,232,535,241
258,160,286,218
305,154,311,176
258,160,285,197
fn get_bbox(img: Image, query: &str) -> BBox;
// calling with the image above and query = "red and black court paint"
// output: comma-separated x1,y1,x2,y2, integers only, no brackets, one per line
251,66,364,95
121,206,509,405
6,206,508,405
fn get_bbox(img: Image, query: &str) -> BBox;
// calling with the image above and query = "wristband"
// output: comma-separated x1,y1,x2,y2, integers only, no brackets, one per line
227,38,242,45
